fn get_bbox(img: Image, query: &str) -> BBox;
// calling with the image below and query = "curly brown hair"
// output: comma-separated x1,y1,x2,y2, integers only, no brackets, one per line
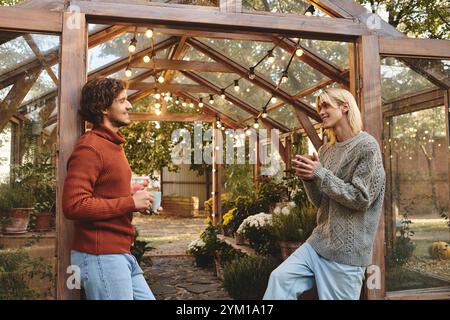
79,78,127,125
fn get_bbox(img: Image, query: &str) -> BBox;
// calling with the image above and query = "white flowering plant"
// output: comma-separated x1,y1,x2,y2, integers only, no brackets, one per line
237,213,279,255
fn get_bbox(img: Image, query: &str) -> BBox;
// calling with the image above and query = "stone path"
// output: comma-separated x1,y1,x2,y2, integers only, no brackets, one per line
134,214,231,300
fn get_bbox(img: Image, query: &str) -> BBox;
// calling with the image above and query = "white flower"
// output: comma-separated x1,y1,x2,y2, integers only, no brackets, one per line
289,201,296,208
273,207,281,214
188,238,205,252
281,206,290,216
237,212,273,234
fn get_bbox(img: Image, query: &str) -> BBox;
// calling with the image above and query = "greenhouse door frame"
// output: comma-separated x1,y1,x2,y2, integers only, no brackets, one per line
379,36,450,300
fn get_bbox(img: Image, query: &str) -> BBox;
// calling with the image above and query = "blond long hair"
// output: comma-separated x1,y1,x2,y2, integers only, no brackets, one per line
316,88,363,145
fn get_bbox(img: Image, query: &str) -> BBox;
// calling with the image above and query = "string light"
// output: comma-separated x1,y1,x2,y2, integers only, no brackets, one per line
267,50,275,64
128,37,137,53
182,101,187,107
220,88,226,99
189,102,194,108
281,71,289,83
143,55,151,63
154,103,161,109
155,109,161,116
125,66,132,78
295,47,304,57
157,75,165,84
175,96,180,104
305,5,315,16
198,97,204,108
209,94,215,104
145,28,154,38
154,92,161,100
248,67,256,80
261,108,268,119
245,127,252,136
270,96,277,103
234,79,240,92
253,118,259,129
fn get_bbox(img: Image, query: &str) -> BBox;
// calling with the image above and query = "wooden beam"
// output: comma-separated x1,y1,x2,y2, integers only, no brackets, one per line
305,0,354,19
273,37,349,87
88,25,129,48
382,88,445,117
182,71,290,133
0,69,41,132
164,36,188,82
0,7,62,33
401,58,449,89
128,82,215,94
71,0,368,41
358,35,385,300
134,26,272,42
131,59,233,73
128,112,215,122
88,36,178,79
0,49,58,90
56,11,87,301
212,123,222,225
23,34,58,85
379,37,450,60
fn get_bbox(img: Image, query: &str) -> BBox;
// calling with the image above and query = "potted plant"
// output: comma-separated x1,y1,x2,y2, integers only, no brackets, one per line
272,202,317,260
0,183,36,235
32,201,55,232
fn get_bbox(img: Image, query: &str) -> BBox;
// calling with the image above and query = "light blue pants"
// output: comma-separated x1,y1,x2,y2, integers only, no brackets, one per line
263,243,365,300
71,250,156,300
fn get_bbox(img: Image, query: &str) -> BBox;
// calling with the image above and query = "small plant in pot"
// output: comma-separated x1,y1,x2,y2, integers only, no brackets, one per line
31,201,55,232
272,202,317,260
0,183,36,235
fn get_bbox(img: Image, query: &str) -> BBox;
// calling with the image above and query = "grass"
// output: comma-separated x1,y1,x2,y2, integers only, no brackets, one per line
386,266,450,292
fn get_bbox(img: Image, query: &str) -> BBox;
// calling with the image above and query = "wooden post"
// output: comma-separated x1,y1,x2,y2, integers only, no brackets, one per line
56,11,87,300
357,35,385,300
253,133,260,190
212,125,222,225
445,90,450,235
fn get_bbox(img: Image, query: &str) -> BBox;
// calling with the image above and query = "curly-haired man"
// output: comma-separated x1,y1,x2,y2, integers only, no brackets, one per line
63,78,157,300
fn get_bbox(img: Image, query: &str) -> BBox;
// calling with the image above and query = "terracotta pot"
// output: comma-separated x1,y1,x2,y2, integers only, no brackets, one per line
194,253,213,268
279,240,302,260
34,211,52,232
2,208,32,235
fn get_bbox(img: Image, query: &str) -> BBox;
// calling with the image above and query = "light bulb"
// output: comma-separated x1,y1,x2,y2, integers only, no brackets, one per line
209,95,214,104
155,103,161,109
245,128,252,136
271,96,277,103
234,80,240,92
128,38,137,53
221,126,225,131
155,109,161,116
281,72,288,84
175,97,179,104
267,50,275,64
189,102,194,108
145,29,153,38
198,98,204,108
253,120,259,129
143,55,151,63
220,89,226,99
182,102,187,107
248,67,255,80
157,75,165,84
295,48,304,57
125,68,132,78
305,11,312,16
262,111,268,119
154,93,161,99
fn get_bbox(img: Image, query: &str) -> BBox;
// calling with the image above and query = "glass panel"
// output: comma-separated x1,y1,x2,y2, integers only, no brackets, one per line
401,58,449,88
0,84,13,101
267,104,299,129
88,24,110,35
0,36,36,75
192,92,252,122
0,31,59,300
88,30,169,72
23,70,57,104
171,72,198,85
299,39,349,70
381,57,438,102
30,34,59,53
300,82,342,108
385,106,450,292
243,0,328,17
182,46,215,62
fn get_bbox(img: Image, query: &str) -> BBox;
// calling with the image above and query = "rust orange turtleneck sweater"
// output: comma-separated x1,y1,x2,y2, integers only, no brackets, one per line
62,124,136,254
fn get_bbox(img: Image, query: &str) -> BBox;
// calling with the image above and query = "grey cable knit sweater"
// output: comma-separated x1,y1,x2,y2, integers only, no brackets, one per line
303,131,385,267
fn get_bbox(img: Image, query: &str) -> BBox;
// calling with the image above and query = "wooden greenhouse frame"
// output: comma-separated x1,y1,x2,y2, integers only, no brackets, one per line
0,0,449,300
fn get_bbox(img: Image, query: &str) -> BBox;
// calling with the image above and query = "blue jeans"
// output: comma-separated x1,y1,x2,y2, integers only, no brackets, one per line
71,250,156,300
263,243,365,300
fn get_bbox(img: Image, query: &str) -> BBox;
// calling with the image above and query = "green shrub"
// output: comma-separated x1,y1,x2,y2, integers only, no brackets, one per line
0,249,54,300
223,255,278,300
0,183,36,212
